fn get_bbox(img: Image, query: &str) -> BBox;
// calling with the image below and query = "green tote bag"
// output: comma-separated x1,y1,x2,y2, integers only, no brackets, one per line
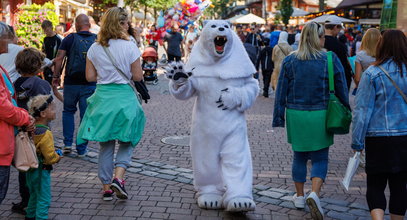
326,51,352,134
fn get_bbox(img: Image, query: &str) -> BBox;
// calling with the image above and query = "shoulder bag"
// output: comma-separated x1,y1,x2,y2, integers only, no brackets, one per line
102,46,143,104
14,129,39,172
377,65,407,104
326,51,352,134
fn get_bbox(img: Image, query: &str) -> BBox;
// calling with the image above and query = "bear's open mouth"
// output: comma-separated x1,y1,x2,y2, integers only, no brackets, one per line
214,36,227,54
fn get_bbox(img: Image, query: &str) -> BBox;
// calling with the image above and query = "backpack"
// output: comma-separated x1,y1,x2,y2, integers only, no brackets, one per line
66,33,97,79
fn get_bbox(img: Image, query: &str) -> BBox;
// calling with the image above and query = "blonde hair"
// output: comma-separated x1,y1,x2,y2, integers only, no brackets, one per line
28,95,52,117
294,22,325,60
360,28,381,57
97,7,129,47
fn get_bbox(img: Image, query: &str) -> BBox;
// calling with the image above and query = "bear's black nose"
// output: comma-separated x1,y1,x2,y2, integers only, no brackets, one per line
218,27,225,31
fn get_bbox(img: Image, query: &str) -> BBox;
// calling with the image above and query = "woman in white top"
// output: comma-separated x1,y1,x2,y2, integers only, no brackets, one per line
354,28,381,87
77,7,146,201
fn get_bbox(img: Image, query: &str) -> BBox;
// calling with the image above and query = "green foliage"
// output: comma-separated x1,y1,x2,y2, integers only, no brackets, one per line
205,0,233,19
15,3,59,49
277,0,293,26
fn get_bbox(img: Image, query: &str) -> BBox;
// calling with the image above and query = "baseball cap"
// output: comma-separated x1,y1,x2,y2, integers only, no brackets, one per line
324,15,344,28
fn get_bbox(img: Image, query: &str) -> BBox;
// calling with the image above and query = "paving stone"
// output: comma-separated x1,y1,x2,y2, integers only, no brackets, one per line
254,185,269,190
174,177,193,184
321,197,350,206
349,202,369,211
157,169,179,175
280,195,293,201
146,161,165,167
174,168,193,173
256,196,281,205
327,211,357,220
143,166,160,171
139,170,159,177
133,159,149,163
279,201,297,209
161,164,178,169
348,209,370,217
127,168,142,173
326,204,349,212
257,190,284,199
178,172,194,179
269,188,292,194
131,162,144,168
155,174,177,180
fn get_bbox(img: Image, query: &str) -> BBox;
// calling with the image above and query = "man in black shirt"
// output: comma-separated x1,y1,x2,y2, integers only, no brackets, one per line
41,20,62,84
324,16,353,90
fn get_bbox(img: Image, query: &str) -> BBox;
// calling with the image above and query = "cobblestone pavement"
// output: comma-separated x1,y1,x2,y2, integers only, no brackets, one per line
0,72,403,220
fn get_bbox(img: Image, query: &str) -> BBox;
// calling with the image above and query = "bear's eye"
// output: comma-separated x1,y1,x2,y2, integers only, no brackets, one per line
224,25,229,28
170,70,174,73
211,25,216,28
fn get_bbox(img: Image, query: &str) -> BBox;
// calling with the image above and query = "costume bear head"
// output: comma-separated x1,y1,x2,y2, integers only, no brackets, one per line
186,20,256,79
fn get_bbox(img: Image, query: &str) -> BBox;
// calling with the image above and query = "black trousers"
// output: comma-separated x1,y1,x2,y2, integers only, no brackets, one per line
262,69,272,92
18,172,30,205
366,172,406,215
167,54,181,62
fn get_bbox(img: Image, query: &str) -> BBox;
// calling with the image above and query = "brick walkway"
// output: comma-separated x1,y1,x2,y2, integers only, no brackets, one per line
1,72,401,220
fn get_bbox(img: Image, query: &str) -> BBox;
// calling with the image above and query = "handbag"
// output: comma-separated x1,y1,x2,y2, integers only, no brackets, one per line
134,80,150,103
14,130,39,172
326,51,352,134
341,152,361,191
102,46,143,104
377,65,407,104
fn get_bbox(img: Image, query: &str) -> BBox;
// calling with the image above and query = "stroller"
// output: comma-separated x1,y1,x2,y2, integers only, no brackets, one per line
141,46,159,84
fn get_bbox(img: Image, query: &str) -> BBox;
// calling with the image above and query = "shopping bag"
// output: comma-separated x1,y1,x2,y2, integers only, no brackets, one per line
341,152,361,191
13,131,39,172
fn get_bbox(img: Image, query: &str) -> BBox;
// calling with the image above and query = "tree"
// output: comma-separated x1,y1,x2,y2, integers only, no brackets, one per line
278,0,293,26
15,3,59,49
319,0,324,12
205,0,234,19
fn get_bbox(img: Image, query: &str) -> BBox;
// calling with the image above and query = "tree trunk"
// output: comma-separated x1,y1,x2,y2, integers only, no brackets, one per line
319,0,324,12
153,8,157,23
144,5,148,27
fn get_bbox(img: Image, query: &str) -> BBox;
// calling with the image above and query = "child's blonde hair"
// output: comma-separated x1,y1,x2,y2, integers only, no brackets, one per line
28,94,53,117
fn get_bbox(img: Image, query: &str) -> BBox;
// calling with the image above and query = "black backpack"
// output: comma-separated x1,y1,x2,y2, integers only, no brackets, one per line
66,33,97,79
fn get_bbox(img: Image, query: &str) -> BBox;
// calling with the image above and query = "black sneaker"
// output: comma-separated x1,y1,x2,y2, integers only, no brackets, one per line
103,190,114,201
263,91,269,98
11,202,27,215
110,178,128,200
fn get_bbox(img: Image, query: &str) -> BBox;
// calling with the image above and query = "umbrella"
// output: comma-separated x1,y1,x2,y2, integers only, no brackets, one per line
228,13,266,24
311,14,356,24
341,152,361,191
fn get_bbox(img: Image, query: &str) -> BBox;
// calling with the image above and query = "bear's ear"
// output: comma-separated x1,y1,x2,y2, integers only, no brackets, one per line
203,20,210,27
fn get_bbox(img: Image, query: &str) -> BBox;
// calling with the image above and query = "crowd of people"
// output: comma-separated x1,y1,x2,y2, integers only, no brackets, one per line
0,8,405,220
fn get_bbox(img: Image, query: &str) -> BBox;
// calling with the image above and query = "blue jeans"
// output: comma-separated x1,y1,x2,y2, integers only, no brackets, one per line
0,166,10,204
98,141,133,184
62,84,95,153
292,147,329,183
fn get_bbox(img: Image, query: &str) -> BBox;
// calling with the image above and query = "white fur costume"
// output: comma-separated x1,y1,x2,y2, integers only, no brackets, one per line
166,20,259,212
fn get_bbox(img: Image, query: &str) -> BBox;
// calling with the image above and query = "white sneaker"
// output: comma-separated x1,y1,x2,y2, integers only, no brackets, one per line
306,192,324,220
292,193,305,209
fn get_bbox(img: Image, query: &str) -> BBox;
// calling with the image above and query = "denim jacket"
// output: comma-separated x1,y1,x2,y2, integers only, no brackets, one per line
272,52,349,127
351,59,407,150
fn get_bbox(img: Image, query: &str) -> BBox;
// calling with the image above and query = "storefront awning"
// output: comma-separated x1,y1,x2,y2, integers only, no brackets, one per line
60,0,93,11
228,13,265,24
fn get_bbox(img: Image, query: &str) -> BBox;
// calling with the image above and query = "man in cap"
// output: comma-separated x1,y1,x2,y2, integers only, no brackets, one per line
324,15,353,90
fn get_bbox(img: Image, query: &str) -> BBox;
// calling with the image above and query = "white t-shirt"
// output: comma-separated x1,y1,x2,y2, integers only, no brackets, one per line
0,44,24,82
186,32,198,43
87,39,141,84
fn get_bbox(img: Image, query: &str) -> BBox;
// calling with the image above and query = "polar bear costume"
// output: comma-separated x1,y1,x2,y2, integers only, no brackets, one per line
166,20,259,212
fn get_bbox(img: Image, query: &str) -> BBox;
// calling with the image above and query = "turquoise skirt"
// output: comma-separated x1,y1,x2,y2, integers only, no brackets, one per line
77,84,146,147
286,108,333,152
